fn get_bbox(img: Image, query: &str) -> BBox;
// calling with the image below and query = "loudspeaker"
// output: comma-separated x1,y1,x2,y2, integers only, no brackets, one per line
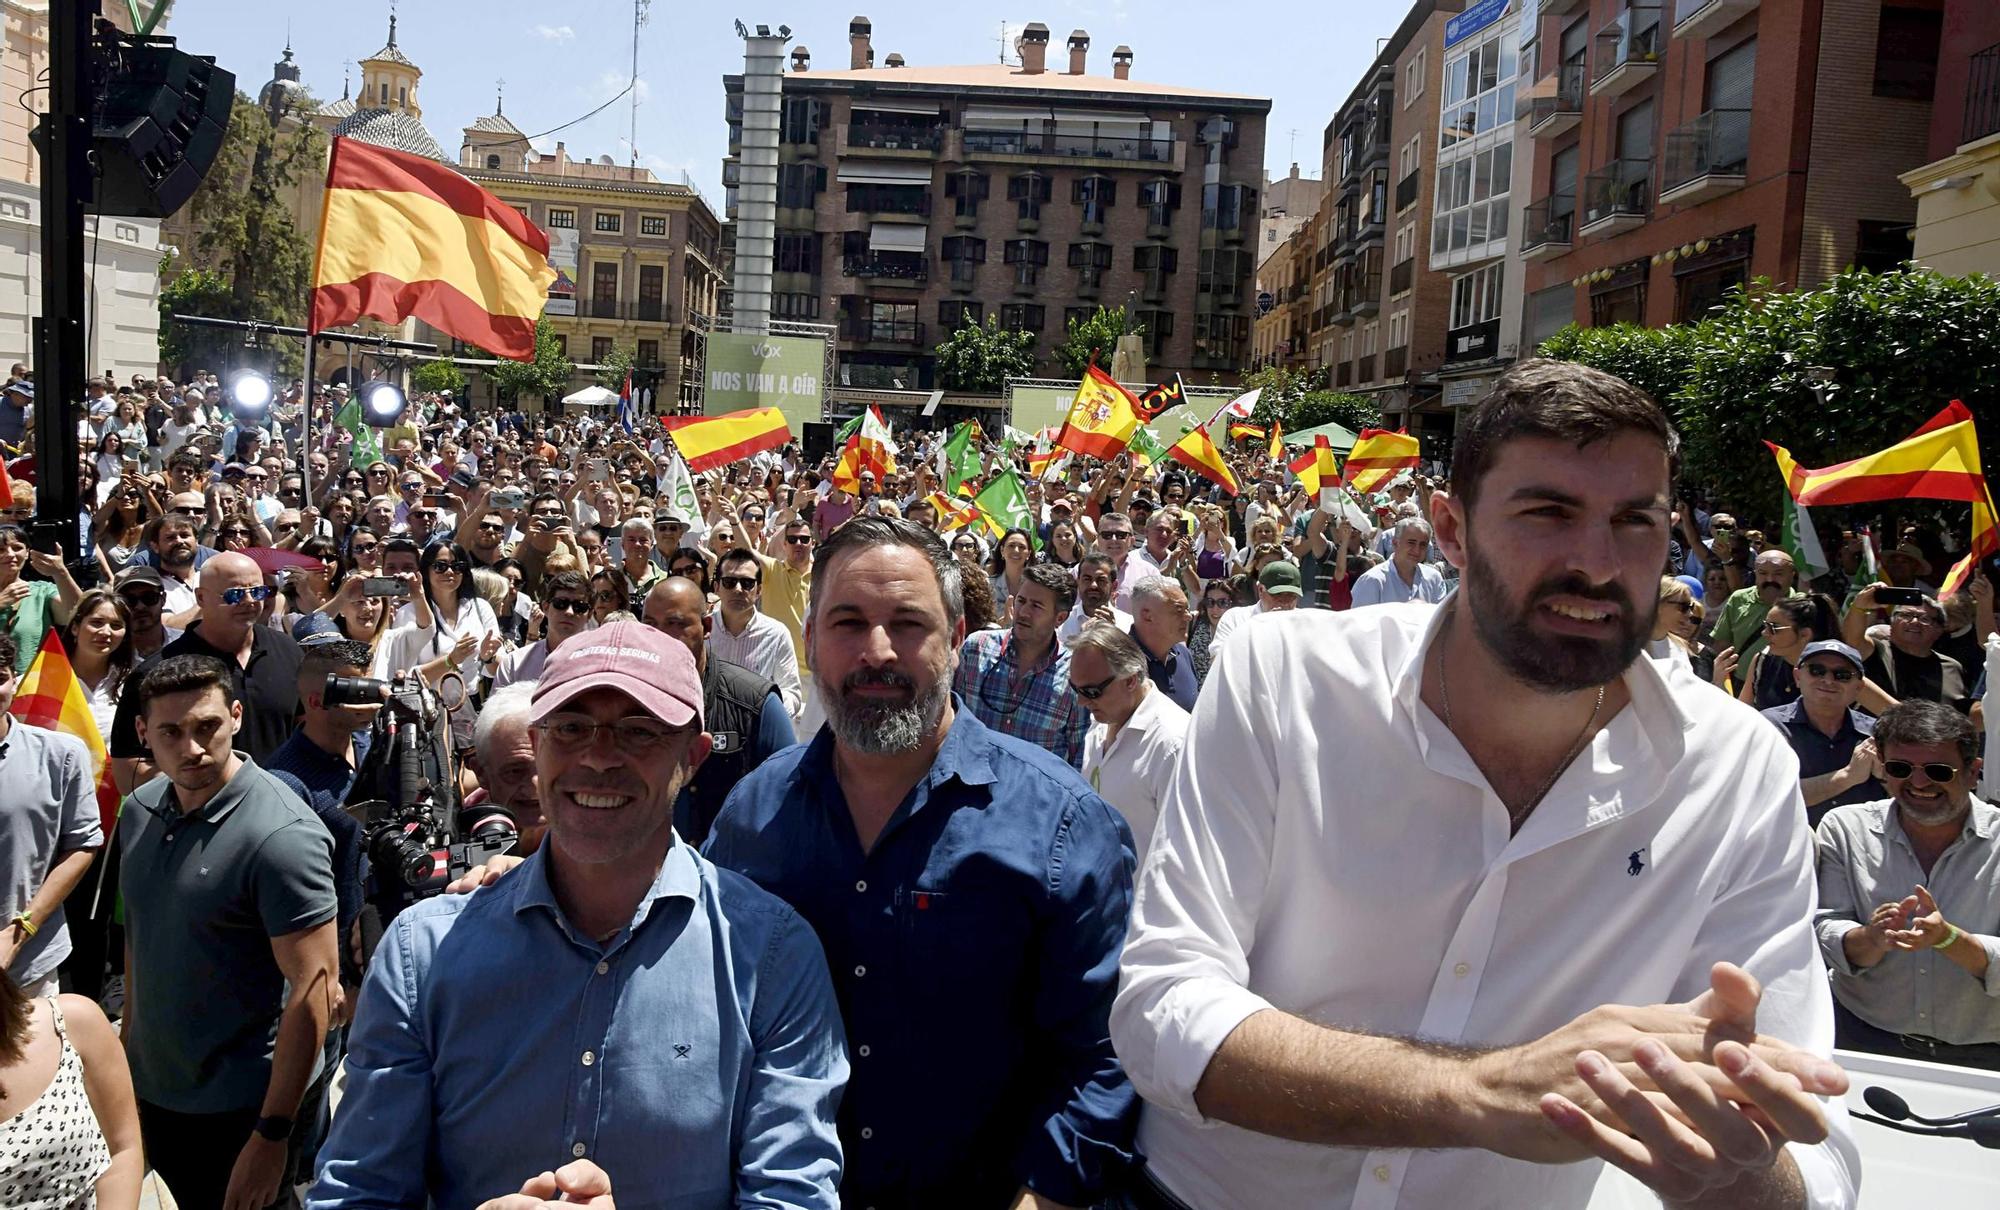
802,421,837,463
90,40,234,219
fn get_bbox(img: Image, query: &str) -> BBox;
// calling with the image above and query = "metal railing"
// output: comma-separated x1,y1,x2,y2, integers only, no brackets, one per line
1396,168,1421,211
1662,109,1751,194
1582,158,1653,227
579,299,676,322
1384,345,1407,379
840,253,930,282
848,123,944,151
1966,41,2000,146
845,187,932,216
1522,195,1576,252
1356,353,1376,382
1389,256,1414,295
962,129,1174,163
1594,5,1663,80
1520,60,1588,126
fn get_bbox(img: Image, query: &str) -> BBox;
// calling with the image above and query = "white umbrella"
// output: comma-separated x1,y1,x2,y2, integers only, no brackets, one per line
562,385,618,408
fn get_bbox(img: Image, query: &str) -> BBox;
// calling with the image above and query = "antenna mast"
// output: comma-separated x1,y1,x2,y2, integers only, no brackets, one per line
629,0,651,171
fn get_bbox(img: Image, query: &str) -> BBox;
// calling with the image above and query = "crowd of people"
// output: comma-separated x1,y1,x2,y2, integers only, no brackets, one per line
0,356,1992,1210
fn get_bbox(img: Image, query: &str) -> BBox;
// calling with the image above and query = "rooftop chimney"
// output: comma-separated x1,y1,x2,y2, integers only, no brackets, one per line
885,51,905,67
849,16,871,70
791,45,810,71
1067,30,1089,75
1020,22,1050,75
1112,44,1133,80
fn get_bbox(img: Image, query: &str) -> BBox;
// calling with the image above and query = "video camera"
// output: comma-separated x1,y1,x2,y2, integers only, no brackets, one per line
333,672,517,912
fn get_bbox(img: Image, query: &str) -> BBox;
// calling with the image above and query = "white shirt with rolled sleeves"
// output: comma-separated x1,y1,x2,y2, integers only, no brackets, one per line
1111,604,1859,1210
708,605,804,724
1079,684,1188,859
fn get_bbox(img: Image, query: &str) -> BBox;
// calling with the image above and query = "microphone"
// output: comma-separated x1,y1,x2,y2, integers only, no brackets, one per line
1862,1086,1912,1121
1855,1087,2000,1149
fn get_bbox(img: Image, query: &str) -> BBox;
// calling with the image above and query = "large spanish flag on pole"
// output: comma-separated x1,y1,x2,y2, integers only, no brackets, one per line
660,408,792,473
310,137,557,360
1767,400,1997,596
1054,365,1143,460
10,631,120,836
1342,429,1422,494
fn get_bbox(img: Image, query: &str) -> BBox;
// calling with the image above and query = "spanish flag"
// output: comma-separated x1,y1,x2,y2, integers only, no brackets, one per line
923,491,982,532
1055,365,1142,460
832,405,898,494
661,408,791,472
1168,425,1240,495
1768,400,1997,595
310,137,557,360
10,632,120,836
1343,429,1422,494
1226,422,1267,444
1267,420,1284,462
1289,434,1338,495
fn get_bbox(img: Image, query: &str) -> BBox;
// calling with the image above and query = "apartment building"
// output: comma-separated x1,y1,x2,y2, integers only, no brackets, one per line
1899,2,2000,276
1518,0,1946,341
720,17,1271,389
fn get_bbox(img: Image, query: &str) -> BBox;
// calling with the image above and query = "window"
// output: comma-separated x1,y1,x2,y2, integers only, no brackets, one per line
1389,308,1408,350
1066,242,1112,269
547,208,576,229
591,336,614,362
1873,4,1944,100
1855,220,1914,272
484,154,501,170
640,215,669,237
594,212,623,233
1202,183,1256,232
638,264,664,320
1450,263,1505,330
1431,140,1512,262
1002,239,1049,266
778,162,826,209
1404,47,1427,106
941,236,987,262
552,334,568,356
1361,321,1379,357
772,292,821,319
1133,309,1173,359
1064,306,1095,332
775,233,821,275
1394,222,1416,264
939,300,983,330
1073,176,1117,224
1399,135,1422,179
999,304,1045,332
780,96,822,144
398,86,407,108
1133,245,1178,273
1439,23,1517,150
637,339,660,366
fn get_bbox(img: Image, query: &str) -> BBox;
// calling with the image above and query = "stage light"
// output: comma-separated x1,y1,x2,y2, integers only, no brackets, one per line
359,380,408,428
225,370,273,424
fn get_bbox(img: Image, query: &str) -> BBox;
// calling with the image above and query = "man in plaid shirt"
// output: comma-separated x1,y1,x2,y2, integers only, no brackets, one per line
956,562,1092,767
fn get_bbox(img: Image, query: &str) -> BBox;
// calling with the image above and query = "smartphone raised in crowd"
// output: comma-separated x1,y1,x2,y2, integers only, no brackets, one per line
1872,585,1928,607
361,577,411,599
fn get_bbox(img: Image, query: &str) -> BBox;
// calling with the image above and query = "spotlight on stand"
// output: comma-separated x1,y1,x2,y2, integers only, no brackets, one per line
359,380,408,428
225,370,273,424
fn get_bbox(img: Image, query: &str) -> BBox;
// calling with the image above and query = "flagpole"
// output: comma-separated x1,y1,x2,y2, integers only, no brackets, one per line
300,335,316,505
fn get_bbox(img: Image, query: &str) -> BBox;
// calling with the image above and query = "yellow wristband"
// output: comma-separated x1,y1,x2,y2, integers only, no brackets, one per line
1932,923,1960,950
12,911,36,939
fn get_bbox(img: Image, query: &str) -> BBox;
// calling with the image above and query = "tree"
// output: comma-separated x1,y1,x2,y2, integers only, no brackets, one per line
164,91,326,375
158,267,236,374
1053,306,1142,378
1235,366,1380,434
411,358,467,396
1534,321,1698,417
481,317,575,405
593,344,637,390
934,316,1038,393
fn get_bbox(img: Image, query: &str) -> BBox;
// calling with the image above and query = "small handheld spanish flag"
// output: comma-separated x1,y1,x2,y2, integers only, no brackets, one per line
1342,429,1422,494
1167,425,1240,495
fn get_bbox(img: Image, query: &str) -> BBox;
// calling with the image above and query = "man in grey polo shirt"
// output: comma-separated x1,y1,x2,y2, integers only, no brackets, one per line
122,653,339,1210
0,632,104,998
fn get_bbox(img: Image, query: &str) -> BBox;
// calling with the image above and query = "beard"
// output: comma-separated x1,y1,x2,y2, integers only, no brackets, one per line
1895,787,1969,829
820,664,949,755
1463,545,1649,693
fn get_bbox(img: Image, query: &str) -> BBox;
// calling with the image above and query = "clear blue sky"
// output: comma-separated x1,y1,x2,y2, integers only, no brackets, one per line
164,0,1398,206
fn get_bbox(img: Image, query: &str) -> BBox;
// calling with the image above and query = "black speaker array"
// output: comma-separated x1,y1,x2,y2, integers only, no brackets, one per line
802,421,837,463
90,39,235,219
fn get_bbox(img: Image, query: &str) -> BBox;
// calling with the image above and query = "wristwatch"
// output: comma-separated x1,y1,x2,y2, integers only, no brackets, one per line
253,1114,295,1142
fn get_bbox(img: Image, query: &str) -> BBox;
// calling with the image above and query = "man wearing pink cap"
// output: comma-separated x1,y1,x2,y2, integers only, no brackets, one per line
311,621,848,1209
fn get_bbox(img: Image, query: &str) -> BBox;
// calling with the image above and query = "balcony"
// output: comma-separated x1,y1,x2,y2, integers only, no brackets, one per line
1356,353,1376,382
945,259,980,291
1580,158,1653,236
1660,109,1750,205
1010,264,1041,294
1384,345,1408,379
1075,266,1105,296
1015,198,1043,232
1145,202,1175,239
845,187,933,217
1541,0,1589,12
845,123,944,153
962,129,1176,165
1523,61,1587,139
1395,167,1421,212
1141,270,1169,303
1351,270,1382,317
839,316,927,346
1673,0,1759,42
841,253,929,282
1592,6,1663,99
579,299,676,323
1336,360,1353,387
1521,196,1576,260
1964,41,2000,145
1389,256,1414,295
1446,317,1502,364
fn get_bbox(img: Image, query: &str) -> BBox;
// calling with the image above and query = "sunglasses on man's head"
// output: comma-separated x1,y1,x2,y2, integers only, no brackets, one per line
1881,759,1961,783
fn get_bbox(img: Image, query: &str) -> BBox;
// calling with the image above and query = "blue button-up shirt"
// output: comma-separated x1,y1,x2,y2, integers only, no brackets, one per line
1130,626,1198,711
704,702,1138,1209
308,842,848,1210
954,629,1091,767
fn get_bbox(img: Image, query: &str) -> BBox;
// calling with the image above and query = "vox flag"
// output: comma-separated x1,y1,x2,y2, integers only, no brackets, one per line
310,138,556,359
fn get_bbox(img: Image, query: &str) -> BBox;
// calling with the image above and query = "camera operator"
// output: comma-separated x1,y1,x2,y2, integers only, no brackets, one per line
468,682,547,855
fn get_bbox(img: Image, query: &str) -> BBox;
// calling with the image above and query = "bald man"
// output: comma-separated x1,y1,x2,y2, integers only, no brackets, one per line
641,577,796,845
1712,548,1803,667
110,551,306,790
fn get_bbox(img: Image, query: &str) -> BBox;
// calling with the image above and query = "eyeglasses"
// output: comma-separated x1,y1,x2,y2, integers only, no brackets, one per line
401,482,423,492
477,522,505,533
744,511,765,522
119,590,163,608
1099,530,1133,541
220,527,253,539
546,597,591,615
1203,598,1232,610
218,585,275,605
786,534,813,546
428,563,465,575
535,713,688,754
1666,600,1694,613
1071,674,1120,701
718,575,758,592
1882,759,1962,783
1760,621,1795,635
1799,663,1858,683
592,589,623,604
1891,611,1941,626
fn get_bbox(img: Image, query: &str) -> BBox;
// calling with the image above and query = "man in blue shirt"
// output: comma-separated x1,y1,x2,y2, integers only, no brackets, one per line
1126,575,1199,711
1761,640,1884,830
707,517,1138,1208
311,622,847,1210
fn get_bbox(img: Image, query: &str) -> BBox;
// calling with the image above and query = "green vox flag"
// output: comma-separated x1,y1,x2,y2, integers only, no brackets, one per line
941,421,982,494
335,401,383,466
1128,426,1168,469
1780,495,1829,581
833,412,866,446
972,468,1038,550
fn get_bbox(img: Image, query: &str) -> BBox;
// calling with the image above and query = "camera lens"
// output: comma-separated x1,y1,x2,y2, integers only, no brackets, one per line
455,804,518,847
368,826,437,888
323,673,390,708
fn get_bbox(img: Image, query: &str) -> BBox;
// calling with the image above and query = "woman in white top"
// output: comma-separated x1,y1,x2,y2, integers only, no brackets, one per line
986,528,1034,623
60,590,131,741
377,541,499,746
0,974,142,1210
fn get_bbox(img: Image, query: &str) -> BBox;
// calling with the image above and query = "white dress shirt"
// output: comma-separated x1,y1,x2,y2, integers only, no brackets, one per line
709,605,804,723
1059,600,1133,646
1116,547,1165,613
1112,603,1858,1210
1349,558,1449,607
1080,684,1188,858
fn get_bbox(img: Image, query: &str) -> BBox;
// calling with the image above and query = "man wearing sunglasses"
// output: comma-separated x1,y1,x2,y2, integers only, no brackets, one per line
1857,598,1972,716
109,552,306,792
491,571,594,691
708,550,803,725
1760,641,1884,829
113,565,182,661
1072,622,1188,859
1814,700,2000,1070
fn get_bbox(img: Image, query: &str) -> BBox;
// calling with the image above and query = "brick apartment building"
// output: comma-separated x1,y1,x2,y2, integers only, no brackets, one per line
1518,0,1949,339
720,18,1271,390
1900,1,2000,277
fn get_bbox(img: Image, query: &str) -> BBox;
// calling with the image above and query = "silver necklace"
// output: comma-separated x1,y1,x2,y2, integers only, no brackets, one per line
1437,633,1606,832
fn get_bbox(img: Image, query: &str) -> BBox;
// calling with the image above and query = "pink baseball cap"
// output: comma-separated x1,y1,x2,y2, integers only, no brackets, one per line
529,620,703,729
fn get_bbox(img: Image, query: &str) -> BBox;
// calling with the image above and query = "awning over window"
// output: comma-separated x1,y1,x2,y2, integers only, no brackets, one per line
1050,108,1150,126
869,222,927,252
835,161,934,185
851,99,941,115
962,104,1049,130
